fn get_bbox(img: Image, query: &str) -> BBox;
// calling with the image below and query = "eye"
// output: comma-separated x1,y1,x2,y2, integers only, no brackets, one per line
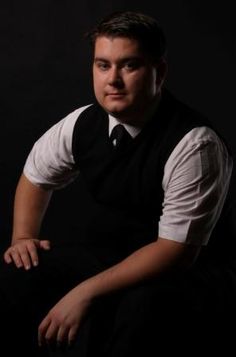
95,61,110,71
123,60,140,71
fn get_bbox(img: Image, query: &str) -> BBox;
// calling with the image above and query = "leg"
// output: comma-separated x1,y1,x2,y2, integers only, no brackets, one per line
0,242,104,356
103,265,236,356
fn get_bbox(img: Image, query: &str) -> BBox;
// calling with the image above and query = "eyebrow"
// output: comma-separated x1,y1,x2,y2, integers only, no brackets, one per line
94,56,144,63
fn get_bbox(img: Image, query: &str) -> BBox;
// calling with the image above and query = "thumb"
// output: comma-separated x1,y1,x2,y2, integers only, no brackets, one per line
39,240,51,250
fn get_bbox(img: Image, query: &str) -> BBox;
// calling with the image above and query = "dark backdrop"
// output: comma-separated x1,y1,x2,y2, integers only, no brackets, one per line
1,1,235,247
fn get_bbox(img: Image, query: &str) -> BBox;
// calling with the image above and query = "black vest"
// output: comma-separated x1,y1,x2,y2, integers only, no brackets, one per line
71,90,235,265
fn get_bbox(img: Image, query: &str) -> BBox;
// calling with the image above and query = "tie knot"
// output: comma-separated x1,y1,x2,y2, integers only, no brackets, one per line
110,124,132,148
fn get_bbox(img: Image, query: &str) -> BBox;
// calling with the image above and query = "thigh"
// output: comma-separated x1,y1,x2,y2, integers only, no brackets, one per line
0,242,105,356
104,267,234,356
0,242,104,306
35,260,236,357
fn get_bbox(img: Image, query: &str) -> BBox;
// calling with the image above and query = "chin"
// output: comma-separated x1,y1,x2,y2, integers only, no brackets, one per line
98,98,134,118
103,105,127,117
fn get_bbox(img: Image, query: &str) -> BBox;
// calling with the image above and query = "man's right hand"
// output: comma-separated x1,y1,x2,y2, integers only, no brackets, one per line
3,239,50,270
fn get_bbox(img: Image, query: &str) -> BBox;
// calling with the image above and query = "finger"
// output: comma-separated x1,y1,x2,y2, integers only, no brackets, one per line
68,327,78,347
27,245,40,267
38,317,51,346
39,240,51,251
15,243,38,270
45,321,58,344
21,246,38,270
9,249,24,268
3,250,13,264
57,325,70,347
17,249,33,270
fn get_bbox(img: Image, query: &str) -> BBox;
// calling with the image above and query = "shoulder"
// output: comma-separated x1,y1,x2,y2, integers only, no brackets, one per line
65,104,93,121
72,102,108,142
35,104,94,144
58,104,93,135
170,125,231,161
178,126,227,149
164,126,233,181
29,104,94,153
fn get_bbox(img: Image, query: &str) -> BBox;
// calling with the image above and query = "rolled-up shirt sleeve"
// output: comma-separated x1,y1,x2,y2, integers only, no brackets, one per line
23,105,90,189
159,127,233,246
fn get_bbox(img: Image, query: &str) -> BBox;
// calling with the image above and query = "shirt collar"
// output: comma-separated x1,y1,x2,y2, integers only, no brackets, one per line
108,116,141,138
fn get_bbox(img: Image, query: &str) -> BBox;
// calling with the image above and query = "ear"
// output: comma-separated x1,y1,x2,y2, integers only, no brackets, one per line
155,58,168,88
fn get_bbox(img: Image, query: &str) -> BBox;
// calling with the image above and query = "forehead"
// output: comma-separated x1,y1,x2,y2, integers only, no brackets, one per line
94,36,143,58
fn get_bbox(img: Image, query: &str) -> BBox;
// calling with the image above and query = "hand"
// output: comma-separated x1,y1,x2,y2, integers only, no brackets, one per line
3,238,50,270
38,285,91,347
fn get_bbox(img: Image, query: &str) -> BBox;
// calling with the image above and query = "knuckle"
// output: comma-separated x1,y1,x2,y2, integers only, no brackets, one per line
10,247,18,256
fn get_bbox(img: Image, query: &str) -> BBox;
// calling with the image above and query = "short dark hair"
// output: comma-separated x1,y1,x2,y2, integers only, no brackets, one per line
87,11,167,62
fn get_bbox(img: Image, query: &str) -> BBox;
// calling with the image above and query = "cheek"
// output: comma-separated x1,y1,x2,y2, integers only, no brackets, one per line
93,68,99,85
129,69,154,89
93,75,103,96
141,74,157,96
129,76,155,97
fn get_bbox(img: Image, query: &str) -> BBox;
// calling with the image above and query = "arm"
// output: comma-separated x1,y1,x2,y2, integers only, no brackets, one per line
38,237,200,345
4,173,52,269
38,127,231,346
4,108,82,268
76,237,200,295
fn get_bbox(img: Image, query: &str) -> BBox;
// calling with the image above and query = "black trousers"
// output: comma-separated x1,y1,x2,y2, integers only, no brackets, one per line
0,242,236,356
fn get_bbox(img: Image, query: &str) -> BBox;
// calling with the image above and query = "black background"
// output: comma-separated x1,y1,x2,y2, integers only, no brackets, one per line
1,1,235,247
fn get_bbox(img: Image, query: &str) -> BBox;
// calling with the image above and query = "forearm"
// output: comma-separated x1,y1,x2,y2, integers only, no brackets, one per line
12,173,53,242
75,238,200,301
37,234,200,346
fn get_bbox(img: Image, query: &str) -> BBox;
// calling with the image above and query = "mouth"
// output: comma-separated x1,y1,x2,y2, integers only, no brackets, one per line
106,92,126,98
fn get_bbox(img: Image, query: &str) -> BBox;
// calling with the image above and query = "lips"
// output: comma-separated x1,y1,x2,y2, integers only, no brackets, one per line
106,92,126,97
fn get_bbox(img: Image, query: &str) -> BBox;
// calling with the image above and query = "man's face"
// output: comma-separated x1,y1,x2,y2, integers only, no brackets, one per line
93,36,164,124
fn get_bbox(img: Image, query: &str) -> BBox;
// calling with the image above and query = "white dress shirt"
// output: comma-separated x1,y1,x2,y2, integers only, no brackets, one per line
23,104,233,246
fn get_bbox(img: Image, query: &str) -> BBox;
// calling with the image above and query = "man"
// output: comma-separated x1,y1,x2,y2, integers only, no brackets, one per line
2,10,236,356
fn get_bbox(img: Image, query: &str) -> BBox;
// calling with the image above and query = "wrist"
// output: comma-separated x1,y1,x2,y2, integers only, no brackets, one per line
76,278,102,304
11,235,36,244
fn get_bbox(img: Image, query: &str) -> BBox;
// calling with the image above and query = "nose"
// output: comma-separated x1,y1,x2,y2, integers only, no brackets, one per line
108,66,123,87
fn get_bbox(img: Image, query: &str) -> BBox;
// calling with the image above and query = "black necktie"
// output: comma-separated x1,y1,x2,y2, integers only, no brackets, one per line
110,124,132,148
